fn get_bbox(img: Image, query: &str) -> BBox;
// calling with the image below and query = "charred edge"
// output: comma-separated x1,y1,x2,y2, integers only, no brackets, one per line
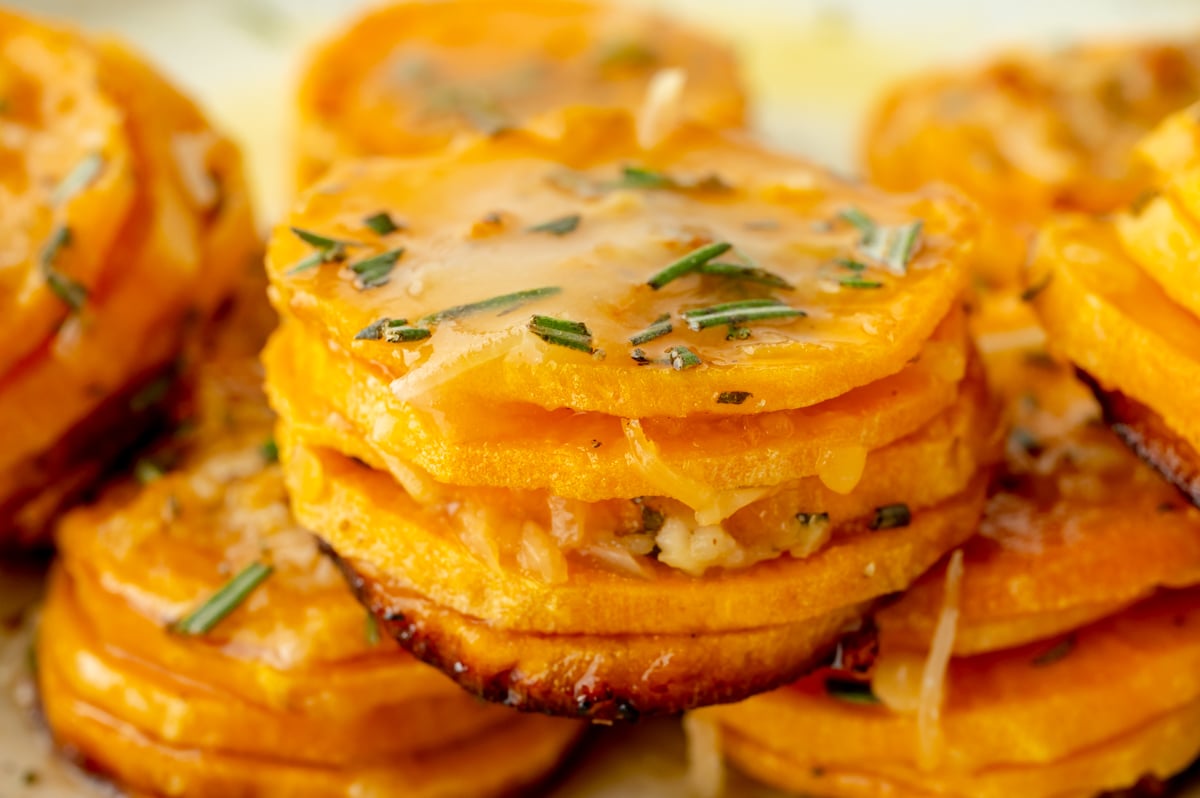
1076,367,1200,509
320,544,852,721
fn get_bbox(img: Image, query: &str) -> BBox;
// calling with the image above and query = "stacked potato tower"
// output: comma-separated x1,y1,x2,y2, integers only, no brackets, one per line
0,9,256,546
263,107,1000,719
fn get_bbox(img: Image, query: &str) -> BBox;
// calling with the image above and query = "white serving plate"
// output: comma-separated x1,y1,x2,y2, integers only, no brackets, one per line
3,1,1200,795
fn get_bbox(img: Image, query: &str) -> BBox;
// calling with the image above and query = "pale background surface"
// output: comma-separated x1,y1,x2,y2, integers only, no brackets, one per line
3,0,1200,795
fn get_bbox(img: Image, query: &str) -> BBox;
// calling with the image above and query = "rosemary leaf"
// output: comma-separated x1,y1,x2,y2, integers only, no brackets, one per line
40,226,86,311
681,298,805,330
363,211,401,235
840,277,884,289
667,345,701,370
618,166,676,189
170,562,274,636
838,207,878,240
869,503,911,530
696,260,794,289
527,213,581,236
260,437,279,463
419,286,561,324
716,391,752,405
287,227,355,274
629,314,672,345
52,153,105,206
529,314,594,353
349,248,404,290
1021,273,1053,302
647,242,732,290
825,678,880,705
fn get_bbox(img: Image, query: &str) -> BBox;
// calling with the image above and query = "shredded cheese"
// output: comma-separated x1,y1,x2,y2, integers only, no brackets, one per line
637,67,687,149
683,712,726,798
917,548,965,771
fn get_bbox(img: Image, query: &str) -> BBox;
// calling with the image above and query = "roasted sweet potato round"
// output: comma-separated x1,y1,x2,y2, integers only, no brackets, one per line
293,0,747,187
0,10,256,546
38,322,582,797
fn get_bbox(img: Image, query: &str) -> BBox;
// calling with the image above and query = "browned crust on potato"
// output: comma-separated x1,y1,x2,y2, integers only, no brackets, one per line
1078,368,1200,509
322,541,869,722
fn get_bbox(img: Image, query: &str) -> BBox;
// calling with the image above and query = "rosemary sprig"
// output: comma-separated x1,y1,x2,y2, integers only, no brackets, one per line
838,207,877,239
864,220,923,274
349,248,404,290
869,503,911,530
40,225,86,311
696,259,794,289
629,314,672,345
287,227,356,275
170,562,274,636
716,391,752,405
260,437,279,463
529,314,594,353
666,345,701,370
836,258,868,272
681,298,805,331
647,242,732,290
527,214,581,236
419,286,561,324
354,317,431,342
363,211,401,235
52,153,104,206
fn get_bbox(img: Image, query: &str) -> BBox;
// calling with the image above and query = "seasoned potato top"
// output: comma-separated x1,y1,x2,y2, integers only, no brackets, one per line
297,0,745,163
270,110,975,418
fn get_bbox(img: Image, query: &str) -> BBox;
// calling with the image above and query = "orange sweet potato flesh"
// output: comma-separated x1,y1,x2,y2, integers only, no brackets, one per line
282,417,988,718
265,307,984,502
863,38,1200,285
38,287,582,796
703,589,1200,797
268,107,976,419
0,13,256,545
293,0,747,187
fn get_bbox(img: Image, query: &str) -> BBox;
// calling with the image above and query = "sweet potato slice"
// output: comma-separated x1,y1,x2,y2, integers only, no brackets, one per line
293,0,746,186
269,108,975,419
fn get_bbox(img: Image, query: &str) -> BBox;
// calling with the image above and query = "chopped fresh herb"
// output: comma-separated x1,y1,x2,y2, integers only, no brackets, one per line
419,286,561,324
170,562,274,636
681,298,805,331
22,770,40,787
385,323,432,343
1021,273,1053,302
354,318,390,341
647,242,732,290
629,314,673,345
618,166,676,189
726,325,752,341
796,511,830,527
835,258,868,272
287,227,355,275
529,314,594,353
527,213,581,236
630,348,650,364
696,259,794,290
870,503,911,530
717,391,752,405
134,458,166,485
260,437,279,463
1130,188,1159,216
365,610,381,646
363,211,401,235
596,39,658,70
1031,636,1074,667
825,678,880,705
130,375,173,411
840,209,923,274
52,152,105,206
863,221,923,274
640,503,666,532
40,225,87,311
666,345,701,370
349,248,404,289
838,207,878,239
840,277,884,289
